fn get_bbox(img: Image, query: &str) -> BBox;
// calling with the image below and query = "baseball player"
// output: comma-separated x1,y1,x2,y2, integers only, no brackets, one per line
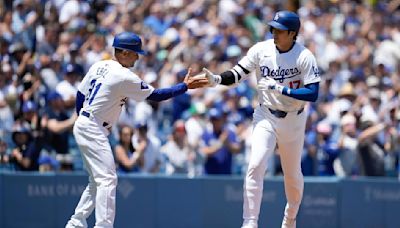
65,31,208,228
203,11,320,228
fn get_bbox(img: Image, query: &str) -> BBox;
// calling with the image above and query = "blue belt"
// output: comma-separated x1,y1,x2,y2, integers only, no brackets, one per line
267,107,304,118
81,111,110,128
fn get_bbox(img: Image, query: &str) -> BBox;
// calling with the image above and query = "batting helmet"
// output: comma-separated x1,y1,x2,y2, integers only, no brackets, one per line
268,11,300,34
112,32,147,55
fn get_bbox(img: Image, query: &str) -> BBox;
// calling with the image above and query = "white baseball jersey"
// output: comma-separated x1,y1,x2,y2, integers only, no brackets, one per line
238,39,321,112
78,59,154,126
68,59,155,227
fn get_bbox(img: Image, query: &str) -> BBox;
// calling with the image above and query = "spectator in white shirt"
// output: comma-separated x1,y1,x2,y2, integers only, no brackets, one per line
55,63,82,115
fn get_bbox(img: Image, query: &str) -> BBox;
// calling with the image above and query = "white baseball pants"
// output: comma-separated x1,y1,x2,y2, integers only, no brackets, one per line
243,106,306,226
66,115,117,228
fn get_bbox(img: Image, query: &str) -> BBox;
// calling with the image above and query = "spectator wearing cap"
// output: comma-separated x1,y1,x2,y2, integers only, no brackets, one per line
56,63,82,115
200,108,241,175
19,100,46,153
21,100,38,123
316,120,340,176
9,121,40,171
161,120,196,176
67,42,85,72
301,121,325,176
38,155,59,172
337,82,357,102
131,121,163,174
21,100,45,129
44,91,77,170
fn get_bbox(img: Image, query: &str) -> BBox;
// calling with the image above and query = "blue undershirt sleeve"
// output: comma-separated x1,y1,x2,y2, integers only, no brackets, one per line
146,83,188,102
76,91,85,115
282,82,319,102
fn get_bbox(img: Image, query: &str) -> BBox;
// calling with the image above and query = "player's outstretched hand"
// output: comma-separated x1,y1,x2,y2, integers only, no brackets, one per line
184,68,210,89
258,77,284,93
202,67,221,87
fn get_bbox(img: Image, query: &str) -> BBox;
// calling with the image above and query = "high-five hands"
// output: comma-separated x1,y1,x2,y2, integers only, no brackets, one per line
258,77,284,93
202,68,221,87
184,68,211,89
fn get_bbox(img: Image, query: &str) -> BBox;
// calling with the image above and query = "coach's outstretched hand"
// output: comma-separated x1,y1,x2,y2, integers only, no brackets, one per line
184,68,210,89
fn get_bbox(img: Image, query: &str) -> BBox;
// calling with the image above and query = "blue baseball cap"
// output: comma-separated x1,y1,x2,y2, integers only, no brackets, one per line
12,122,32,144
208,108,223,119
22,101,37,113
268,11,301,33
64,63,83,75
38,155,59,167
134,120,148,129
112,32,148,55
47,91,62,102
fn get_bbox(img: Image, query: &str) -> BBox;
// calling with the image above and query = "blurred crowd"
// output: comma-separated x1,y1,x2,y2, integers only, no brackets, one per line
0,0,399,178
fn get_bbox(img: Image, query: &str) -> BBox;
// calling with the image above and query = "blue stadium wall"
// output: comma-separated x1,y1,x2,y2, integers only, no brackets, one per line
0,172,399,228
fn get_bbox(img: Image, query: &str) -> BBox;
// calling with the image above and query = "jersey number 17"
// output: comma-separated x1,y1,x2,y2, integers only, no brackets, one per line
289,80,301,89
